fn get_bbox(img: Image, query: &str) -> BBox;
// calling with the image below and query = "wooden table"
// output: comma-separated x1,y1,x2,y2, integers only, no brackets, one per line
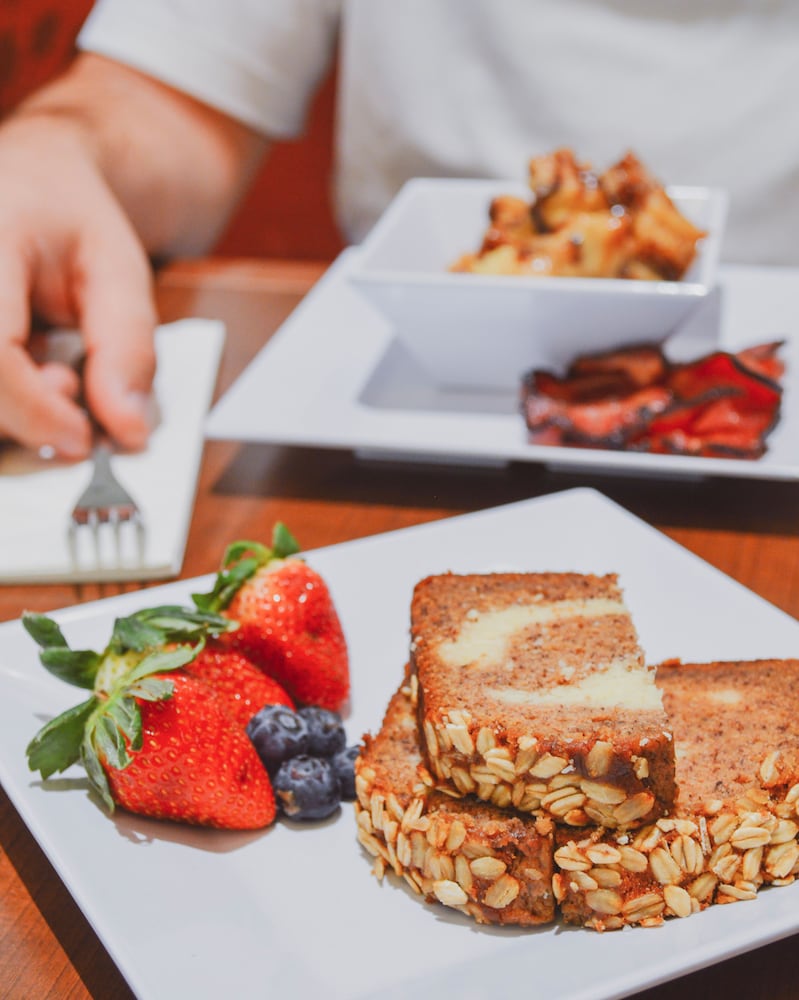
2,258,798,1000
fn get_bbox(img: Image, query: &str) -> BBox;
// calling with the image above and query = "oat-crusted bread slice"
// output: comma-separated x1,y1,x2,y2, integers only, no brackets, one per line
355,674,555,926
411,572,674,829
555,659,799,931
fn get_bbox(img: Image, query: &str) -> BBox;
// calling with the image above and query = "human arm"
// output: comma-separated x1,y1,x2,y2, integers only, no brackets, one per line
0,52,267,458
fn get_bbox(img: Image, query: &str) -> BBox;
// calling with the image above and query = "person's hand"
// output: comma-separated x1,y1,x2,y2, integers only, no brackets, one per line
0,114,157,459
0,50,269,461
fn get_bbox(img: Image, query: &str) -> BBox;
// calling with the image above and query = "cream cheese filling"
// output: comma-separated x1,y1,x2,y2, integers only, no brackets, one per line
437,598,628,669
487,657,663,711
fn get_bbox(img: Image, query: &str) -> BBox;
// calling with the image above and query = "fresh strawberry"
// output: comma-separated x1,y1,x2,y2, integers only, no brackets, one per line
82,604,294,727
193,524,350,711
102,672,275,828
184,642,294,727
23,608,276,829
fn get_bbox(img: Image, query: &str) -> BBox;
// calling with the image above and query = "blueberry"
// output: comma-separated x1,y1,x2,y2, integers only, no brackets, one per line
331,744,360,801
297,706,347,757
273,755,341,821
246,705,309,774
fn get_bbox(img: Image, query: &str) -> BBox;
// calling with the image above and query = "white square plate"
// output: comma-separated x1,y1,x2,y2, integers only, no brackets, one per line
206,250,798,481
2,488,799,1000
348,178,727,389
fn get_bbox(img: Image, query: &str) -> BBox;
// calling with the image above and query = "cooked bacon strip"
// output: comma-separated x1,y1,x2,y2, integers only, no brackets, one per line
628,378,780,458
521,367,672,446
632,393,727,437
667,351,781,412
557,387,673,446
691,396,779,438
521,340,784,459
735,340,786,382
524,369,640,411
630,394,768,457
567,343,669,387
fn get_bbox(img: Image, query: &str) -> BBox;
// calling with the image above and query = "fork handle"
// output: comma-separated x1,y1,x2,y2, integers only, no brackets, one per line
79,442,130,508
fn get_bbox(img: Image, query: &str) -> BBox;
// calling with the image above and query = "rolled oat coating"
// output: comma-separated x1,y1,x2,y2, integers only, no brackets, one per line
355,677,555,926
555,659,799,930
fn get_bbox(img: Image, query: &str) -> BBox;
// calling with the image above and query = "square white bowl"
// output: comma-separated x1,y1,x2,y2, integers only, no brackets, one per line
349,178,728,390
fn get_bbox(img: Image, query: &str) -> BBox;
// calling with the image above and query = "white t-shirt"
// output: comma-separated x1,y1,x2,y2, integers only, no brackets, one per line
79,0,799,265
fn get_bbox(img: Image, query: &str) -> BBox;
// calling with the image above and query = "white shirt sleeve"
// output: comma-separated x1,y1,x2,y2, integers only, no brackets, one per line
77,0,341,138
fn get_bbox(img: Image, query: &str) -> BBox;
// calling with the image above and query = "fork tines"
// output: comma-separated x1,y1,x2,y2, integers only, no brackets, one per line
67,441,146,578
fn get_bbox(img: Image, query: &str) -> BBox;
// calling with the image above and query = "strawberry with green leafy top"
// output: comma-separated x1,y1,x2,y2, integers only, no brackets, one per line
100,671,275,828
92,604,294,727
24,607,276,829
193,524,350,711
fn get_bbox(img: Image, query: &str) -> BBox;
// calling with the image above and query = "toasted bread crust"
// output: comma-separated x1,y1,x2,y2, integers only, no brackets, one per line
357,659,799,931
556,659,799,930
411,572,675,828
355,674,555,925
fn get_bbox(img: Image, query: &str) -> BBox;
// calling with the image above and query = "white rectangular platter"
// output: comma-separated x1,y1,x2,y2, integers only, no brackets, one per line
205,249,799,481
2,488,799,999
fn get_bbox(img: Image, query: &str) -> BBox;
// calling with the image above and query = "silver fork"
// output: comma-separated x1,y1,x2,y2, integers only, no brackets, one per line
67,379,146,574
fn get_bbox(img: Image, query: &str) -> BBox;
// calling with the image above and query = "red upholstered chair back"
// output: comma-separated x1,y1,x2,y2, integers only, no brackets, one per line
0,1,342,261
215,67,343,262
0,0,93,111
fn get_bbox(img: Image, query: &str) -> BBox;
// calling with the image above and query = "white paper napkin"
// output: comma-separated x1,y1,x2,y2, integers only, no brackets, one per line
0,318,225,584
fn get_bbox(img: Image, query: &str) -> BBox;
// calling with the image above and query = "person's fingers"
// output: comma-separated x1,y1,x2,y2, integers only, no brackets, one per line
0,245,92,457
0,346,92,457
73,220,158,451
38,361,82,398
